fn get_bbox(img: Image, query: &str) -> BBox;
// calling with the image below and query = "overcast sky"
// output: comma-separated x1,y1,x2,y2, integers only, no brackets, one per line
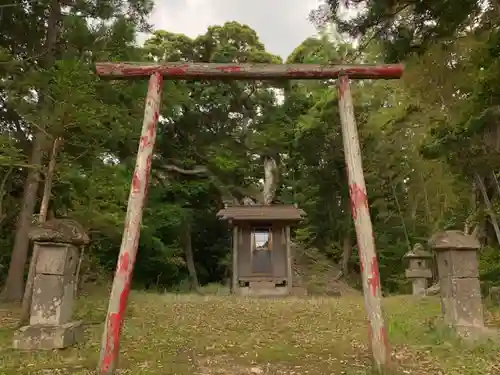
139,0,322,59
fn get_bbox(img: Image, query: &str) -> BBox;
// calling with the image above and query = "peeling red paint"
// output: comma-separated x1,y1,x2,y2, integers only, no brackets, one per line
337,72,390,370
118,278,131,316
120,67,157,77
139,120,156,150
163,64,189,76
338,74,348,97
284,68,318,78
367,256,381,297
380,326,389,351
117,253,129,274
139,135,149,150
149,111,159,131
349,183,368,221
140,75,161,150
144,155,152,198
215,65,241,73
95,62,403,80
100,312,121,373
155,75,163,94
131,171,140,193
98,73,163,375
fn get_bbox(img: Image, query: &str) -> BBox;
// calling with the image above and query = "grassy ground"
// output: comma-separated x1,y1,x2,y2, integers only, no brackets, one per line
1,287,499,375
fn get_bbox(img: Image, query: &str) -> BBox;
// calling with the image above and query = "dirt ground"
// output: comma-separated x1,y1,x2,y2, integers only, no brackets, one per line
1,289,499,375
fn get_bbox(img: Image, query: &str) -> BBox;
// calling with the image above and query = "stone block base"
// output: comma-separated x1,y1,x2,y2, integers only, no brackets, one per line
235,281,290,297
455,325,500,342
13,321,84,350
410,278,428,296
291,286,308,296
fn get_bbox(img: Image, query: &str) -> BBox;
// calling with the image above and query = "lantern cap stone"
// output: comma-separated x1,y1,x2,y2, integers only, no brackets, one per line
403,243,432,259
428,230,480,251
29,218,90,245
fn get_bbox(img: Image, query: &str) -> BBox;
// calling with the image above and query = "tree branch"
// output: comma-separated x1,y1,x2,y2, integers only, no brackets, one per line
156,162,262,204
160,164,209,176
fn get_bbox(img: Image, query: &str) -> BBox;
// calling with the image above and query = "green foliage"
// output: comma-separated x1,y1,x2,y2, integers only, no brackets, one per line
479,246,500,293
313,0,486,62
2,0,500,295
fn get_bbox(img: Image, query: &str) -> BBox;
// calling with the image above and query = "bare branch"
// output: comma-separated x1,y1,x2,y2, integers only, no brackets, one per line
161,164,209,176
156,163,262,204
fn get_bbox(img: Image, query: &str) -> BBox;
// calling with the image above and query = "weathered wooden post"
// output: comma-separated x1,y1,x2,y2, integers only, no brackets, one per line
337,73,390,371
94,62,403,375
97,72,163,375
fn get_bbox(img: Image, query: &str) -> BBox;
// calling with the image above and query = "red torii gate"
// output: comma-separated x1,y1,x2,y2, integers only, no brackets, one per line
94,61,403,375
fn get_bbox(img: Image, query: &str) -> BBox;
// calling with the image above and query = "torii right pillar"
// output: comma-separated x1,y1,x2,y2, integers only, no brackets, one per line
337,74,390,371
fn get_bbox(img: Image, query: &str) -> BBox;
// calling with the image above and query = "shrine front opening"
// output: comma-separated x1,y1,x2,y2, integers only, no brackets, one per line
94,61,403,375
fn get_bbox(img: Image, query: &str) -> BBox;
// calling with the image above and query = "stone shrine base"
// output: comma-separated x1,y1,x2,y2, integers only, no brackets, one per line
455,325,500,342
12,321,84,350
235,281,290,297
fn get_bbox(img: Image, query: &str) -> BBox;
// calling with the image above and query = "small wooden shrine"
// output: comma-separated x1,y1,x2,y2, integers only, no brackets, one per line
217,204,306,296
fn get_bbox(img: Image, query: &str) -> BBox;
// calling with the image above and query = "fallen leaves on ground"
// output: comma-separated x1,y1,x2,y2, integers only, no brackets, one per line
0,291,499,375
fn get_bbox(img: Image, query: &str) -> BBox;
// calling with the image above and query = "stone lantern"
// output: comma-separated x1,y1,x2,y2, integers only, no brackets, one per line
428,230,498,340
13,219,89,350
403,243,433,296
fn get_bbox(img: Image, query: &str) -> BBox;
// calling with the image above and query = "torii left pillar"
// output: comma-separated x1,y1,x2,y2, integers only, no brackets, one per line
97,72,163,375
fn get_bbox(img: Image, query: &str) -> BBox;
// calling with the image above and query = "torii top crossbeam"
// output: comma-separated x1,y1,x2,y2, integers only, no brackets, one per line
95,62,403,80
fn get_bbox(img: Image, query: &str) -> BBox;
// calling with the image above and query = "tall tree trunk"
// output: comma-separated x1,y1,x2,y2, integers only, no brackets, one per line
38,138,61,221
341,233,352,276
391,181,411,251
420,172,431,225
0,167,13,226
263,155,278,205
464,180,477,235
19,137,61,325
491,171,500,202
475,172,500,245
340,202,353,276
1,136,43,301
74,245,85,297
493,0,500,18
182,222,200,292
1,0,61,302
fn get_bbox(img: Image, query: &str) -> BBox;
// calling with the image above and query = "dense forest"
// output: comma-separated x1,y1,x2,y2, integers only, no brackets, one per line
1,0,500,301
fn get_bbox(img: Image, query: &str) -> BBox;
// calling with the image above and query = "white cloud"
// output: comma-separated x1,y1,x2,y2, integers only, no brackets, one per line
138,0,322,59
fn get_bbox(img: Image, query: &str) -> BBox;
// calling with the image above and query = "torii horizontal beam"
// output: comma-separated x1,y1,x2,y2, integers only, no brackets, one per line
95,62,403,80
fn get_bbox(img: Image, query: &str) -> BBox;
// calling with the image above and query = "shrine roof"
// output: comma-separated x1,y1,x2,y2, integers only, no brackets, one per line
216,204,306,222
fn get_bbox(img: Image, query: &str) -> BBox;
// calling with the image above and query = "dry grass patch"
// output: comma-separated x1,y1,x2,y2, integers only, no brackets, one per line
0,288,499,375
